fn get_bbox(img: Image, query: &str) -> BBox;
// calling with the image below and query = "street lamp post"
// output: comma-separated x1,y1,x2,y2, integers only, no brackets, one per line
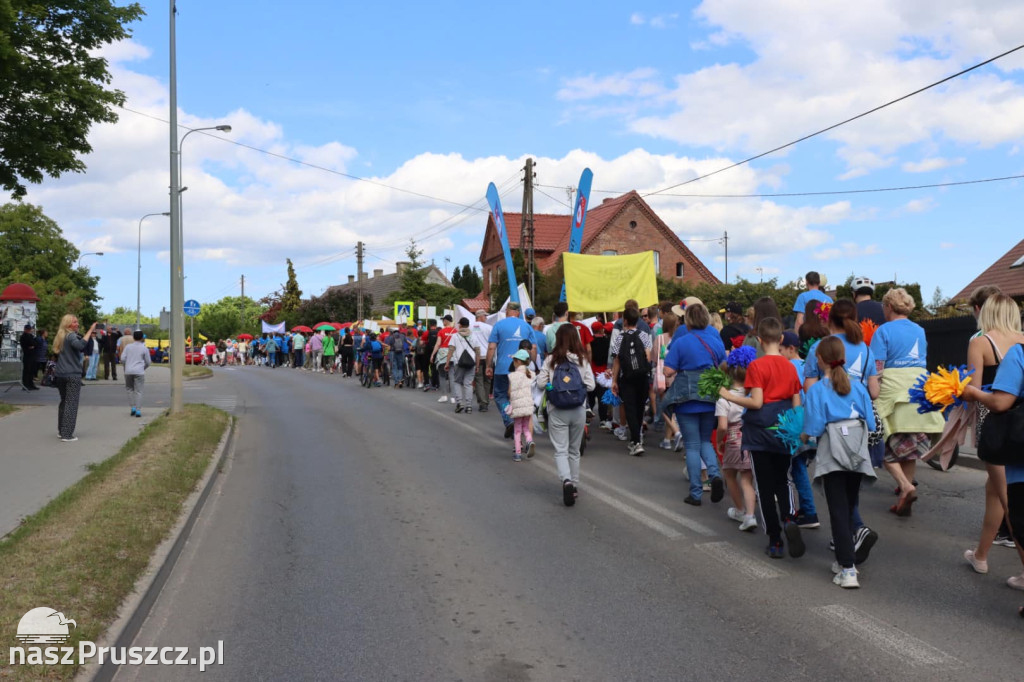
137,212,170,330
78,252,104,268
168,2,232,413
756,267,764,283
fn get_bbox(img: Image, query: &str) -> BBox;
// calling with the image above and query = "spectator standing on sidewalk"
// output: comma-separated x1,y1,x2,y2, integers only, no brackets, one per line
19,323,37,391
53,314,97,442
122,330,151,417
34,328,48,381
101,326,121,381
84,331,100,380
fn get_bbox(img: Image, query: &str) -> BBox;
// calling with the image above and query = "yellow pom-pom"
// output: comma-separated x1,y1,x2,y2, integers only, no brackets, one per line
922,366,971,409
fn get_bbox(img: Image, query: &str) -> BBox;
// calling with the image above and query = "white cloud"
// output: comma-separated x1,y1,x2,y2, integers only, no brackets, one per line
901,157,966,173
902,198,935,213
814,242,881,261
630,13,645,25
570,2,1024,178
630,12,678,28
557,68,665,101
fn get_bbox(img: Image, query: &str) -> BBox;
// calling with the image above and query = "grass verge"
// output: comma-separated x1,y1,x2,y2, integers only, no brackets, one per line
0,403,17,418
0,404,229,680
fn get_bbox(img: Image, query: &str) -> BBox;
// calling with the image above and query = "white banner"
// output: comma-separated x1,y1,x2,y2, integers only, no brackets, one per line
261,321,286,334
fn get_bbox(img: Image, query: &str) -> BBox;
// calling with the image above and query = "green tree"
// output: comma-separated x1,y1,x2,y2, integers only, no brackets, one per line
195,295,265,340
296,288,369,326
455,264,482,297
489,250,529,309
280,258,303,319
383,239,467,314
99,305,158,327
450,265,464,292
0,202,100,332
1,1,145,198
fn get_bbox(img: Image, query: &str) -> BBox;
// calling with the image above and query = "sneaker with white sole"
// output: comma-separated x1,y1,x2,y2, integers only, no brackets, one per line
60,437,78,443
994,534,1016,548
438,395,449,403
964,548,988,574
659,439,672,450
853,526,879,565
631,442,644,456
727,507,745,522
614,427,628,442
600,420,613,430
739,516,758,532
833,567,859,588
450,396,457,404
673,433,684,452
1007,573,1024,591
526,442,535,459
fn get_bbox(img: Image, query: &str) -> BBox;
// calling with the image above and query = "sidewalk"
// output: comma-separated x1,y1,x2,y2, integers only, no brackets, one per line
0,404,154,537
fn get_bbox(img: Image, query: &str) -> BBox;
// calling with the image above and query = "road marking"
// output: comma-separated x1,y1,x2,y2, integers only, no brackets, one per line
203,396,237,413
580,470,716,537
810,605,961,667
696,541,784,579
416,403,685,540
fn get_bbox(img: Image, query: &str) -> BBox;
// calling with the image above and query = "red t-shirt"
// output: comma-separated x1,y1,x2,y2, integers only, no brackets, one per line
572,321,593,346
745,354,801,403
437,326,457,348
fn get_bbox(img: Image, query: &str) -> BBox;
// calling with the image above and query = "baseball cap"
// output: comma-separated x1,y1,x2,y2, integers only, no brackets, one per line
604,322,614,333
590,321,604,332
513,349,530,362
24,323,34,330
524,307,536,317
442,314,453,322
721,302,743,315
780,331,800,348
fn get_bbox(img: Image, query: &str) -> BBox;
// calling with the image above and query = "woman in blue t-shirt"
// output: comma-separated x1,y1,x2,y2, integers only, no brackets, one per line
663,303,727,506
963,336,1024,617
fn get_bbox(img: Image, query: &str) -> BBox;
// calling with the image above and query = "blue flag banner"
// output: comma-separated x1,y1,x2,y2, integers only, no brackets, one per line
560,168,593,302
486,182,519,304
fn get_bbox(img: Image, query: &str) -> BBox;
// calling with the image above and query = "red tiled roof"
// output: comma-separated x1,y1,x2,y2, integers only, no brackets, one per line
495,212,570,252
461,294,491,312
952,238,1024,300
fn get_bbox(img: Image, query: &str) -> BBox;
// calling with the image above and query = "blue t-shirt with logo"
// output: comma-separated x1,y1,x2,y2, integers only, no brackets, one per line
870,318,927,369
804,333,877,383
794,289,833,315
992,344,1024,484
531,328,547,362
489,317,534,376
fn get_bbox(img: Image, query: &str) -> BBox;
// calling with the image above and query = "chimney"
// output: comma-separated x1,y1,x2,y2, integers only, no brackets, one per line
395,261,410,275
347,275,355,284
358,272,367,282
373,268,384,278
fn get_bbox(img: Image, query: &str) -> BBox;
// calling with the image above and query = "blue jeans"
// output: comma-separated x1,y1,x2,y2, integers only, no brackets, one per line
493,374,512,427
392,354,405,383
678,410,720,500
790,453,816,516
267,351,277,367
85,354,99,379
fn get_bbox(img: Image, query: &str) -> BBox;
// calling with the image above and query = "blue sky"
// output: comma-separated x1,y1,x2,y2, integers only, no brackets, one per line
23,1,1024,316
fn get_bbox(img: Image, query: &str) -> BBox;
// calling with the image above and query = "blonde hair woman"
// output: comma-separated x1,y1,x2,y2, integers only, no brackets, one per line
963,293,1024,578
52,314,97,442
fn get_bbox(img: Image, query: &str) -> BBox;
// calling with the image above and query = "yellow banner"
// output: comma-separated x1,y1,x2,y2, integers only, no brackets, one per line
563,251,659,312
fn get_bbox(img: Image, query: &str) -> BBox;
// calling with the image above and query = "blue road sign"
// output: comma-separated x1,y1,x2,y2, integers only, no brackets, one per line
183,299,201,317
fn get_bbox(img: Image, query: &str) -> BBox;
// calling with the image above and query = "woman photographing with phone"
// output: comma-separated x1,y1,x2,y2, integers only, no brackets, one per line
52,314,97,442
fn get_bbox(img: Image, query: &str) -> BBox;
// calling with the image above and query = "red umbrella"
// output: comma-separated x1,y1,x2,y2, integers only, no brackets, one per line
237,333,254,340
337,322,353,329
313,322,333,330
329,322,344,330
291,325,313,333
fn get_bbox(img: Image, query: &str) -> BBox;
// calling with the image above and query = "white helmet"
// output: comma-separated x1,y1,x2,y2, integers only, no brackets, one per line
852,276,874,292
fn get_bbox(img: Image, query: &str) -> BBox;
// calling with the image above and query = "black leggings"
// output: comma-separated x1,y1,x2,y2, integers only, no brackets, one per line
618,375,649,444
823,471,863,569
750,450,795,542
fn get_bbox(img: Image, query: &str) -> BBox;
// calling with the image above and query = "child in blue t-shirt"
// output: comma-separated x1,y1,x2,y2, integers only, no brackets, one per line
802,337,877,590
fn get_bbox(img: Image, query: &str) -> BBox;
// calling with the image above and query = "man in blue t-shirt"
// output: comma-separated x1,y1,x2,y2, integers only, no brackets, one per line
793,271,833,334
486,302,536,438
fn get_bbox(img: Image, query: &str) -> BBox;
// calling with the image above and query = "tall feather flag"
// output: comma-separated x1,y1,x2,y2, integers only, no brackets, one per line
559,168,593,303
486,182,519,304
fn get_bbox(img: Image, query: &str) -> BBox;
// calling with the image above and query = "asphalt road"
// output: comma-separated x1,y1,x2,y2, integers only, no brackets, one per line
110,366,1021,681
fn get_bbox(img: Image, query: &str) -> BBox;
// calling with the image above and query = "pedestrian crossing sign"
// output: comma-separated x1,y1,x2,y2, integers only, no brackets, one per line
395,301,413,323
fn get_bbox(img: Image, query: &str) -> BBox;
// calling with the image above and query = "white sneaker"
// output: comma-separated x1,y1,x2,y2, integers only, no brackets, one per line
833,567,859,588
739,516,758,532
614,426,628,441
659,439,672,450
727,507,744,522
438,395,448,403
416,382,424,389
1007,572,1024,591
449,396,456,404
60,437,78,443
600,420,613,430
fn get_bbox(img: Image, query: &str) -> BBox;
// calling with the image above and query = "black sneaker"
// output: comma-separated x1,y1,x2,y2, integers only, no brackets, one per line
563,480,576,507
455,404,464,413
784,521,805,558
465,407,473,414
709,476,724,503
853,526,878,565
794,513,821,529
504,423,514,440
683,495,701,506
479,405,489,412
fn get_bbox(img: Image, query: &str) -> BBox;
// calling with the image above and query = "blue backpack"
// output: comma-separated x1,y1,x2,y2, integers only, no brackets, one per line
547,360,587,409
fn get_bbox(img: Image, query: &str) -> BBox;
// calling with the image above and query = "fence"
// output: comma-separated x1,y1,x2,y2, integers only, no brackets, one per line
919,315,977,372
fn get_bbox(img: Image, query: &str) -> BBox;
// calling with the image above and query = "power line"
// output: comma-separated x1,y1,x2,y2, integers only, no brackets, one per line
643,42,1024,197
534,186,571,208
121,106,491,212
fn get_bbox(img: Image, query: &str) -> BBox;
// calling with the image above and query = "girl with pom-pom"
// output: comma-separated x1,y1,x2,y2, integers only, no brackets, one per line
801,337,877,589
715,347,758,531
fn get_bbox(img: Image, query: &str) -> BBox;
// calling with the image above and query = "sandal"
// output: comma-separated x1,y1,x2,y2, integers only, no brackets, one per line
895,492,918,517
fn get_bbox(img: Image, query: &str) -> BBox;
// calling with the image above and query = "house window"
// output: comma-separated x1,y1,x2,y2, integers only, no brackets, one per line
629,220,637,229
602,249,618,256
652,250,660,273
675,262,685,278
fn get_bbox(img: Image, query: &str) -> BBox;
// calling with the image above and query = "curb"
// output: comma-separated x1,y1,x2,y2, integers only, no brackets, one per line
77,415,236,682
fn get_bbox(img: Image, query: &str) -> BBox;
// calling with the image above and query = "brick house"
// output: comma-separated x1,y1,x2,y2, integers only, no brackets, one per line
325,262,451,316
952,237,1024,303
478,190,720,298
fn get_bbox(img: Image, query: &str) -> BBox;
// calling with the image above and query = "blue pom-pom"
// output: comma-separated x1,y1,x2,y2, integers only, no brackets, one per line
769,406,805,455
601,391,622,407
727,345,757,368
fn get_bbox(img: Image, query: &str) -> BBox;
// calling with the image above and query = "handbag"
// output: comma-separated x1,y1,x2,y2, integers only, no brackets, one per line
978,399,1024,466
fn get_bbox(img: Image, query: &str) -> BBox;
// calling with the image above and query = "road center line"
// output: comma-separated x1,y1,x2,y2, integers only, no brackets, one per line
810,604,961,667
696,541,785,579
415,403,683,539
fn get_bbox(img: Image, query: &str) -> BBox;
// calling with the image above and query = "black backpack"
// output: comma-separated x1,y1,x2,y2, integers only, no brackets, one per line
618,330,650,379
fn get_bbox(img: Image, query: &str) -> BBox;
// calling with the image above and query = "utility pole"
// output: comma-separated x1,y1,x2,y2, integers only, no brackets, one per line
520,157,535,304
240,274,245,327
168,0,183,414
723,230,729,284
356,241,365,321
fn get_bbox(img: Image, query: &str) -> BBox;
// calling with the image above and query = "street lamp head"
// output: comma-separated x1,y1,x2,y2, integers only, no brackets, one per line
216,125,232,133
96,252,104,256
161,212,170,216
